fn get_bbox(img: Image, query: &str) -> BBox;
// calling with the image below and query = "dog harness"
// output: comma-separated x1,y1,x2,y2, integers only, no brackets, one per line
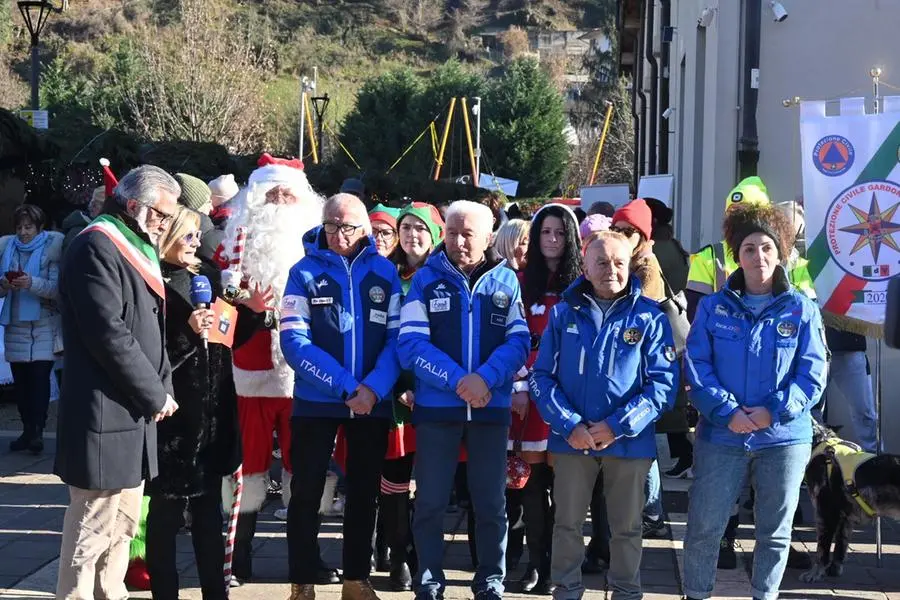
811,438,877,517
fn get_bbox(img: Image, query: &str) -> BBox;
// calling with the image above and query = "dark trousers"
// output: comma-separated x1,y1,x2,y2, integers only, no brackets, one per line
289,416,389,583
146,492,226,600
667,432,694,462
10,361,53,437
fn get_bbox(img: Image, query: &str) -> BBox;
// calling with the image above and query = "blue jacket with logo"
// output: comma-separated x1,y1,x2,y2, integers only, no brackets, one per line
397,247,530,424
684,267,828,450
279,226,402,419
530,276,678,458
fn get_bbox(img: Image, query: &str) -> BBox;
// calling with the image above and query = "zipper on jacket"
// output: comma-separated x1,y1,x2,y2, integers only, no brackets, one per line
343,251,365,418
578,347,585,375
445,255,504,422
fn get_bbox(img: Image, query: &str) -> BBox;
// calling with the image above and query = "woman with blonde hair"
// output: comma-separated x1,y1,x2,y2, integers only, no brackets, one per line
493,219,530,271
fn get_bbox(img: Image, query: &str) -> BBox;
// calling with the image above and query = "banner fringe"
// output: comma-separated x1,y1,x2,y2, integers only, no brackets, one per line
823,311,883,339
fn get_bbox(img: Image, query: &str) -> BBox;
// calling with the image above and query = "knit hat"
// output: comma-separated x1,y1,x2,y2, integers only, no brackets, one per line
174,173,212,212
340,178,366,198
612,198,653,240
369,203,400,230
579,213,612,239
398,202,445,247
725,176,771,212
208,174,239,203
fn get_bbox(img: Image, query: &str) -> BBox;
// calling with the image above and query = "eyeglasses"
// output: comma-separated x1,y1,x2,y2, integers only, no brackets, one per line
610,225,638,238
323,222,364,235
373,228,397,240
148,205,176,226
182,230,202,245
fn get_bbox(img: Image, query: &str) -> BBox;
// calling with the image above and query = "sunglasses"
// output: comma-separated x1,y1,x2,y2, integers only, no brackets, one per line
182,230,202,245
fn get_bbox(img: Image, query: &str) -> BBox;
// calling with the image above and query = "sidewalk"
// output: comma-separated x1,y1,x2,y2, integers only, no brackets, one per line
0,432,897,599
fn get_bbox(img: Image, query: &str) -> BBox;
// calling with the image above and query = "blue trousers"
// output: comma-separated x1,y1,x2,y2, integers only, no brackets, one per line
412,421,509,598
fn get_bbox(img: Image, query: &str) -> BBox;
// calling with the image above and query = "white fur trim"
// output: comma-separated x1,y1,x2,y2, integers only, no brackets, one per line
248,164,307,190
282,470,292,508
240,473,268,513
232,364,294,398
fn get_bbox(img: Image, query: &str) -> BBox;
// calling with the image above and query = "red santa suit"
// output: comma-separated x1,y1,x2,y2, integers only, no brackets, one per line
218,154,324,531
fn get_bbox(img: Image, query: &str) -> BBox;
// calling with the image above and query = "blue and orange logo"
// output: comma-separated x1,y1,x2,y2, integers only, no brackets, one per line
813,135,855,176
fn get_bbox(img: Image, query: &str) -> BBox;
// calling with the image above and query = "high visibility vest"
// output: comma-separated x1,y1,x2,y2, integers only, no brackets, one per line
686,242,816,300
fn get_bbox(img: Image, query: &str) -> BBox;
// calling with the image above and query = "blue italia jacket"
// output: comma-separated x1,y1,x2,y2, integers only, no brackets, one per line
529,276,678,458
279,226,402,419
397,246,530,424
684,266,828,450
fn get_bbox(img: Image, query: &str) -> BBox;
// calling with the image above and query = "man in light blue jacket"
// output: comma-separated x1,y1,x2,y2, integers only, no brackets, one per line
530,231,678,600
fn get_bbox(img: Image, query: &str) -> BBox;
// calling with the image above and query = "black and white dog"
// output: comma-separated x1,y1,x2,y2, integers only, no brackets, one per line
801,420,900,582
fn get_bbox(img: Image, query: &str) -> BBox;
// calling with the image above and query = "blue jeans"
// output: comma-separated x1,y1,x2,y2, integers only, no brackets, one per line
822,351,878,452
683,439,810,600
412,421,509,598
643,459,663,519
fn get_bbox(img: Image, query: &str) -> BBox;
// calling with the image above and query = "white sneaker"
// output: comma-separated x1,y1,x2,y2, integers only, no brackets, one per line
325,496,345,517
274,507,288,521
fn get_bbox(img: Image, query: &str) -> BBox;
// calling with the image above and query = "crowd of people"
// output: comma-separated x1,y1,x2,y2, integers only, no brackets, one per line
0,155,879,600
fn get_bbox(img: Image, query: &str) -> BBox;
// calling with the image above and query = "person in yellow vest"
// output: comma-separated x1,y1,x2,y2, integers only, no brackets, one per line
684,176,816,572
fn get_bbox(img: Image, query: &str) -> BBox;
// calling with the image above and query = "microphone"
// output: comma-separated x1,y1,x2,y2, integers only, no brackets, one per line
190,275,213,350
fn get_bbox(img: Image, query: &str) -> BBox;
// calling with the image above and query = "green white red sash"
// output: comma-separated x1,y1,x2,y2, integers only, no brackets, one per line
80,215,166,299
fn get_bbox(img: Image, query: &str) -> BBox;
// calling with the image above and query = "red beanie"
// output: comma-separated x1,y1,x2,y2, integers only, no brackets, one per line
612,199,653,241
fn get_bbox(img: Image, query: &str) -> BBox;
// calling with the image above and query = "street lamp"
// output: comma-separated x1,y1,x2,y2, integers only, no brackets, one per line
18,1,55,110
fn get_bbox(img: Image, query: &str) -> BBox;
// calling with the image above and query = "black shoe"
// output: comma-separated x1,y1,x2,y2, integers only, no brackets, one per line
28,436,43,455
717,538,737,570
317,560,340,584
642,517,670,539
581,555,609,574
786,546,812,570
9,433,30,452
389,561,412,592
534,574,554,596
518,566,539,593
664,457,693,478
474,589,502,600
375,552,391,573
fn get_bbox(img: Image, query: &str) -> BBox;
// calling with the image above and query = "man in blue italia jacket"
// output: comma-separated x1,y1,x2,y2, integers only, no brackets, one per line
279,193,402,600
398,200,529,600
530,232,678,600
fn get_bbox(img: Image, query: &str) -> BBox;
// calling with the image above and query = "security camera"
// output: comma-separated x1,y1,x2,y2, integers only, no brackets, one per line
697,7,715,28
769,1,788,22
662,107,675,120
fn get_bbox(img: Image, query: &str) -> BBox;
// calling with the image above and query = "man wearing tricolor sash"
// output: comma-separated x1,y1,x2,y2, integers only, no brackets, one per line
55,165,182,599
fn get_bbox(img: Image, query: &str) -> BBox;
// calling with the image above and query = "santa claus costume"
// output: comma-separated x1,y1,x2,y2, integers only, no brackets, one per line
218,154,324,582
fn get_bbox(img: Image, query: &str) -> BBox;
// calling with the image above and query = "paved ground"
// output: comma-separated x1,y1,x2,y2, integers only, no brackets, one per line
0,426,896,599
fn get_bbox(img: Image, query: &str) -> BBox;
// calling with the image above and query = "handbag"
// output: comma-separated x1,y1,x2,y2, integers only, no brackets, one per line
656,273,690,356
506,419,531,490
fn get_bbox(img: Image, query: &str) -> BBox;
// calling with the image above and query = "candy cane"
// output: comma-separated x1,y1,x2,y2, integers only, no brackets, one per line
222,226,248,294
223,465,243,589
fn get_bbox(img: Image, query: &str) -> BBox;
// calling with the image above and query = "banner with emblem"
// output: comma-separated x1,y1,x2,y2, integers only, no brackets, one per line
800,96,900,336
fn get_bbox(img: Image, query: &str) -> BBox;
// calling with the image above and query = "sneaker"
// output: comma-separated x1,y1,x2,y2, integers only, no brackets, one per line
268,479,283,496
642,517,670,538
325,496,345,517
274,507,288,521
664,457,693,479
717,538,737,570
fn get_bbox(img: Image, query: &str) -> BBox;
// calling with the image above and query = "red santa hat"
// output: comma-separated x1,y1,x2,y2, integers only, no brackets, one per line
248,153,306,191
99,158,118,198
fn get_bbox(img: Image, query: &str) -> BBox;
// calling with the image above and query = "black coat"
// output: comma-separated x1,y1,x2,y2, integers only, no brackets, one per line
54,210,173,490
148,263,242,498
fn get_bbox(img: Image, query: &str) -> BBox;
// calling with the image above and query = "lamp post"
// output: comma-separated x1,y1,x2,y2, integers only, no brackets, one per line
18,1,54,110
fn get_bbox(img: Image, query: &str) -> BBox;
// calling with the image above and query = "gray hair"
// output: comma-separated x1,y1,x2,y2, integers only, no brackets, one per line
324,193,371,234
445,200,494,235
114,165,181,209
493,219,530,269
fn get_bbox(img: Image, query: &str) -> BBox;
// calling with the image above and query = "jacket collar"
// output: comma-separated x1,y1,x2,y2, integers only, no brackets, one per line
724,265,791,298
426,243,505,279
100,197,157,248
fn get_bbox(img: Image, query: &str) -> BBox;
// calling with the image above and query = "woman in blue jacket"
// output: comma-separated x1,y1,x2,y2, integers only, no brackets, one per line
682,203,828,600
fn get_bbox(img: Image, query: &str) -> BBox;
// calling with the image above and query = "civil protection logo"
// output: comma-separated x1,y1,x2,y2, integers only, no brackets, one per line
825,179,900,282
813,135,855,176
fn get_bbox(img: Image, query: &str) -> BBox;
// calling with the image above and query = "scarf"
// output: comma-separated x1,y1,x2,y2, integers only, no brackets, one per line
80,214,165,299
0,230,50,325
